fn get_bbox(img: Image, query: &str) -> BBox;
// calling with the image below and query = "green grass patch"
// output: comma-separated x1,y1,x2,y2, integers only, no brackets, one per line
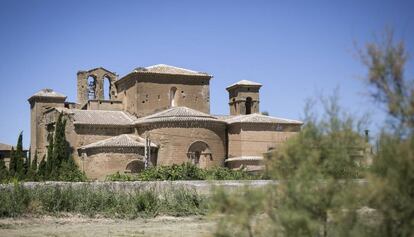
0,182,208,218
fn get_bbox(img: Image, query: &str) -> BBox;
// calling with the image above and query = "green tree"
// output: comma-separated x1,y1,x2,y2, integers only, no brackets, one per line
213,95,369,237
356,30,414,237
43,112,85,181
0,157,8,182
45,136,54,180
51,113,68,177
8,147,16,176
27,152,38,181
37,155,47,180
8,132,25,179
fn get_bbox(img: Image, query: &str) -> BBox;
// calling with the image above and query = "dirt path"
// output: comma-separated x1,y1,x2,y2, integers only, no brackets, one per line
0,215,215,237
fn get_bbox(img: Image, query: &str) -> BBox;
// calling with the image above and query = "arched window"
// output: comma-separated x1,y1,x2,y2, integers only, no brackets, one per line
170,87,177,107
245,97,252,114
103,75,112,100
232,98,237,113
87,76,97,100
126,160,145,173
187,141,212,168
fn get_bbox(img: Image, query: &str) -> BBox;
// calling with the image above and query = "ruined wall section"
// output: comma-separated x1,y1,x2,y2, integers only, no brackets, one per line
77,67,117,106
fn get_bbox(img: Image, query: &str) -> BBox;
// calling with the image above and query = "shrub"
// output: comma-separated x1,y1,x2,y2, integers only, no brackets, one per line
106,163,261,181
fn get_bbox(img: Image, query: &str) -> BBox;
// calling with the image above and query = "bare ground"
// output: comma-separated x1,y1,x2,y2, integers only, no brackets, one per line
0,215,215,237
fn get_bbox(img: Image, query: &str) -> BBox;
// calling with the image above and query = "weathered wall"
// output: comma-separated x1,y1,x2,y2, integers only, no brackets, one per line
86,100,123,111
70,126,134,166
116,78,137,116
137,123,226,168
30,99,65,160
228,123,300,158
81,152,145,181
117,74,211,117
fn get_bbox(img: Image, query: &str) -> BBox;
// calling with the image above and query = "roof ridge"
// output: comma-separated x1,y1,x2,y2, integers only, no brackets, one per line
145,64,200,74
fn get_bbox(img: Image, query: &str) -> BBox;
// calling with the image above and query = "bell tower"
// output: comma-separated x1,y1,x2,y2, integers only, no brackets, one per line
76,67,117,105
226,80,262,115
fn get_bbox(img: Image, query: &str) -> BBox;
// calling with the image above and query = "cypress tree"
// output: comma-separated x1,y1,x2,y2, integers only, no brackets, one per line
8,147,16,176
14,132,25,179
38,155,47,180
45,136,54,179
0,157,8,182
27,152,38,181
52,113,67,174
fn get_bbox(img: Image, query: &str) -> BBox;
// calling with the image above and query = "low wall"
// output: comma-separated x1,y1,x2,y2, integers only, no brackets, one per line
0,180,277,195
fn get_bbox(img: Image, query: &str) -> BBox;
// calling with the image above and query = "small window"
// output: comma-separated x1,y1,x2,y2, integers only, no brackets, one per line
245,97,252,114
170,87,177,107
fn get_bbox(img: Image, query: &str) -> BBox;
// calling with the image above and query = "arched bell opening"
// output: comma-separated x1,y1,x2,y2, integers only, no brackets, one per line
87,76,97,100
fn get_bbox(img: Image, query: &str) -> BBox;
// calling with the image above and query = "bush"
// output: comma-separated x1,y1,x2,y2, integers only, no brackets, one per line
106,163,261,181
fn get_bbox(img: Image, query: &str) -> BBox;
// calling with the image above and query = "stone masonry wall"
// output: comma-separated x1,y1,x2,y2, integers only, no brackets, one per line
81,152,145,181
137,123,226,168
117,74,210,117
228,123,301,158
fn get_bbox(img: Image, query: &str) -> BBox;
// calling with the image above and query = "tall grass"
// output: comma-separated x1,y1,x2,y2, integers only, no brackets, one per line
0,182,207,218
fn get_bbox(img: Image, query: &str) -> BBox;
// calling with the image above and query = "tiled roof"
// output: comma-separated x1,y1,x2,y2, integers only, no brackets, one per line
226,80,262,90
28,89,66,101
133,64,210,77
222,113,303,125
136,107,224,124
0,143,13,151
71,110,136,126
79,134,157,150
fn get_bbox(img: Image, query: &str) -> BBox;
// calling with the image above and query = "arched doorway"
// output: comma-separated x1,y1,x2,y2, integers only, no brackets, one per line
125,160,145,173
187,141,212,168
245,97,252,114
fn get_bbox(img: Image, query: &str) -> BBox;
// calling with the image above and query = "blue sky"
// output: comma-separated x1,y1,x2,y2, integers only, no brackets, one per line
0,0,413,147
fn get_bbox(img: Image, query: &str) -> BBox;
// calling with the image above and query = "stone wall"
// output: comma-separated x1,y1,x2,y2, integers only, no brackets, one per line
81,152,150,181
85,100,123,111
30,99,65,160
117,74,211,117
228,123,300,158
137,122,226,168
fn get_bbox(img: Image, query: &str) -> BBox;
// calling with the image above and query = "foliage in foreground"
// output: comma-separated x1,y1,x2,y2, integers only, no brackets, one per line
106,162,262,181
211,31,414,237
212,93,370,237
0,182,207,218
